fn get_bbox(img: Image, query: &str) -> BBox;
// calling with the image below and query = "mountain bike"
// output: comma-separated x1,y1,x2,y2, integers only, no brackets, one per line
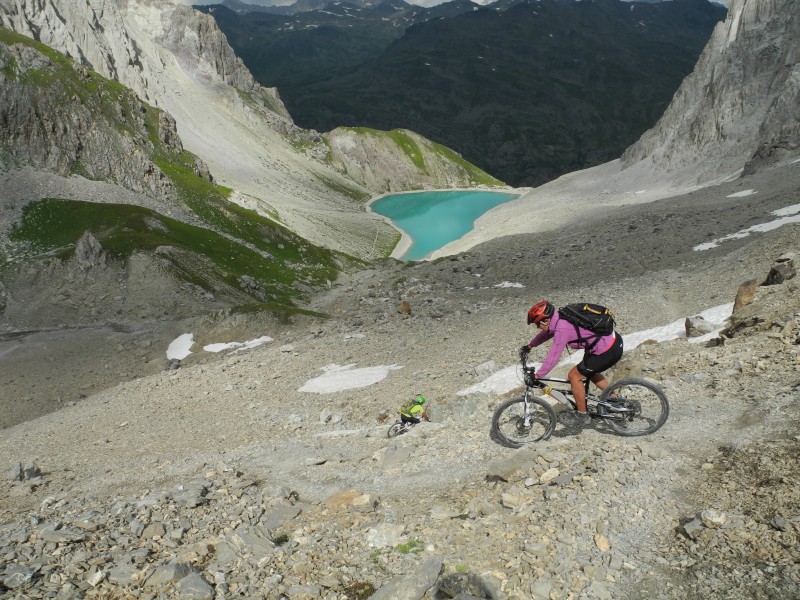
491,353,669,447
387,418,429,438
387,408,430,438
387,420,416,438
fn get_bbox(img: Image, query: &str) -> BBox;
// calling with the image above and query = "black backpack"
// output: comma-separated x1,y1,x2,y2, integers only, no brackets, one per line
558,303,616,350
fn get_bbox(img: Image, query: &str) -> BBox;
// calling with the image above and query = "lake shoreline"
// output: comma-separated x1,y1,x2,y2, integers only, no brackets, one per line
366,187,519,261
365,197,414,260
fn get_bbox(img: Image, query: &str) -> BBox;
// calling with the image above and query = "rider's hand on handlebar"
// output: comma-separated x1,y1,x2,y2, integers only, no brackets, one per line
519,345,531,358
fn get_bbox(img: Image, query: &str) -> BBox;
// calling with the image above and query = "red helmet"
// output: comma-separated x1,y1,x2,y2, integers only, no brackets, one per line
527,300,554,324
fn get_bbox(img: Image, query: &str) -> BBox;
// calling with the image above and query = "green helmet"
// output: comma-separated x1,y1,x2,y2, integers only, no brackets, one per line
415,395,426,405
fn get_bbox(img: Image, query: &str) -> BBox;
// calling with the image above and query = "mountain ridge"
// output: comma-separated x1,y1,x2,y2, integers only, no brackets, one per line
203,0,726,187
0,22,508,357
621,0,800,182
427,0,800,257
0,27,361,334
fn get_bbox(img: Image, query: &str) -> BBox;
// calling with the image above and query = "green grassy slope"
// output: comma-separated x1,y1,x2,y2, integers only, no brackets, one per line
0,27,357,315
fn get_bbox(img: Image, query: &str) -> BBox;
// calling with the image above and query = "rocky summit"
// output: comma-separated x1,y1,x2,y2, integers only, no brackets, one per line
1,159,799,598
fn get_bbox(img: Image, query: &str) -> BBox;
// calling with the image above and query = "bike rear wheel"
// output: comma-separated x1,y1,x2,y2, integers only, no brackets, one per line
387,422,406,438
491,396,557,448
597,378,669,436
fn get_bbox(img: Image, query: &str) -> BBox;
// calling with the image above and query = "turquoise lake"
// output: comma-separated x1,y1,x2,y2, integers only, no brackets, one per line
370,190,518,261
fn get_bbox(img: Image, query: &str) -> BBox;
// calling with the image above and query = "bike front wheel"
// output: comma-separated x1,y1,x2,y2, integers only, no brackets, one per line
491,396,557,448
597,378,669,436
387,422,406,438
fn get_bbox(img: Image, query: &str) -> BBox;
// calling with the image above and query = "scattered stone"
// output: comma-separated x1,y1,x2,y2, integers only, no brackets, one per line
763,253,797,285
733,279,760,312
368,557,442,600
145,562,193,587
539,468,560,484
178,572,215,600
594,533,611,551
700,508,727,529
685,315,716,337
365,524,405,548
770,514,789,532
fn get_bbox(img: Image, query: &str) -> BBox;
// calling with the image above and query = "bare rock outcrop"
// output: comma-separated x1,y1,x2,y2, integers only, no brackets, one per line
0,39,182,199
0,0,290,123
723,253,799,338
73,231,106,270
621,0,800,183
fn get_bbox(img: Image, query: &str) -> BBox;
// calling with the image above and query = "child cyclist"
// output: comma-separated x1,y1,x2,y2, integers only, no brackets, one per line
400,394,430,425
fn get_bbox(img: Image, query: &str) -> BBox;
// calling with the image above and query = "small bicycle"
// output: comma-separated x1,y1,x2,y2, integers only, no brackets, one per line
387,420,418,438
388,396,430,438
491,353,669,447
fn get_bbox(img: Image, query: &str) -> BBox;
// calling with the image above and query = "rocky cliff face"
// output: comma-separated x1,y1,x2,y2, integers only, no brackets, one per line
0,29,348,333
0,0,291,123
0,34,202,200
401,0,800,258
621,0,800,183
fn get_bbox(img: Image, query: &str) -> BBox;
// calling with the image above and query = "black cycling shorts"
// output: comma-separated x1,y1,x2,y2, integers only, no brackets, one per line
578,334,623,377
401,414,422,425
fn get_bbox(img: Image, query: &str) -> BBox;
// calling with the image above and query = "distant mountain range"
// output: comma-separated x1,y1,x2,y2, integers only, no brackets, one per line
198,0,726,186
197,0,479,85
207,0,478,15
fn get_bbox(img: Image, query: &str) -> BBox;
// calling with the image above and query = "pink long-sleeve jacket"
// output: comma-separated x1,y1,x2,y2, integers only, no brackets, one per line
528,310,616,378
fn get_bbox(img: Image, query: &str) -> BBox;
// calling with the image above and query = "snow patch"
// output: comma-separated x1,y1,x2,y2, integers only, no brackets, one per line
773,202,800,217
167,333,194,360
726,189,757,198
203,336,274,354
694,203,800,251
299,364,403,394
493,281,525,288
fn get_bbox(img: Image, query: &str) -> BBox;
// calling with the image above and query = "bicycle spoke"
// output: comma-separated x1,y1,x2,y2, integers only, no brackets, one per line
492,397,556,447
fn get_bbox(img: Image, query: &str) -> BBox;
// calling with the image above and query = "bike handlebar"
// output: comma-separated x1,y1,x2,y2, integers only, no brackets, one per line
519,349,530,366
519,350,545,387
519,350,572,388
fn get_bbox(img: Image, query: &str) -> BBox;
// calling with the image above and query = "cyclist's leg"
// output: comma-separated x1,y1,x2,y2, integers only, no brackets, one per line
568,366,589,412
590,372,609,391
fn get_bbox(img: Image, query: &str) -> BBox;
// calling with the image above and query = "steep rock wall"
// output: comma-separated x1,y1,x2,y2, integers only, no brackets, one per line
0,38,186,199
621,0,800,183
0,0,290,122
0,0,379,258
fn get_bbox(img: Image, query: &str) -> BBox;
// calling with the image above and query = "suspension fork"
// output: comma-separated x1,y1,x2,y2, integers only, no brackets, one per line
522,388,534,426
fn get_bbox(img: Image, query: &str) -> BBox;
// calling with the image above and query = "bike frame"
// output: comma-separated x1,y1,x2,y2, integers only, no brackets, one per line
524,375,582,408
520,357,628,419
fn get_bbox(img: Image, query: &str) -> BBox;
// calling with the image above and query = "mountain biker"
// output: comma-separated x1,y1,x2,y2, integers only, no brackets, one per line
400,395,429,425
520,300,623,427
